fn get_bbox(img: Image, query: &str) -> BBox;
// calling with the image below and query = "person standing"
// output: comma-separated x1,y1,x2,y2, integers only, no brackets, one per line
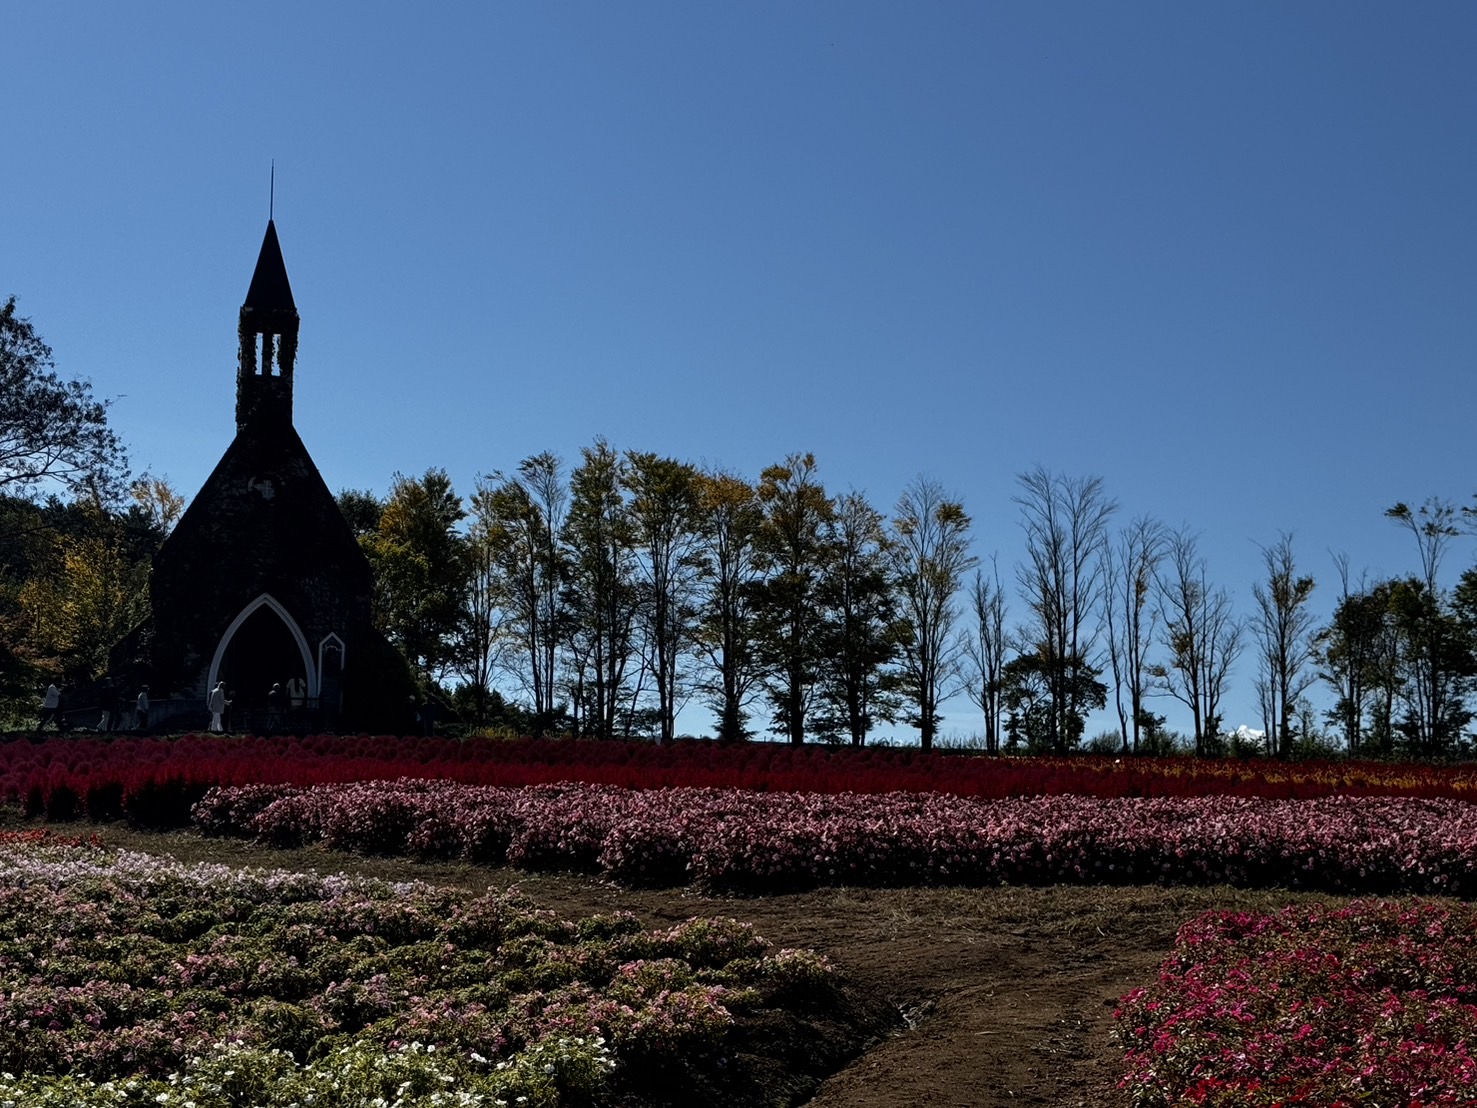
135,685,150,731
208,681,227,733
38,684,60,730
267,682,285,733
98,678,115,731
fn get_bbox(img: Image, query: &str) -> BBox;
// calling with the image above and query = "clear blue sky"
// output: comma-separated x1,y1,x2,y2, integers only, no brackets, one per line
9,2,1477,741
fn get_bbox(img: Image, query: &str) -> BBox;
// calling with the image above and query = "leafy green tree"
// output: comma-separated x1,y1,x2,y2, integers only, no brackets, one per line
562,439,638,738
1384,499,1475,755
813,490,901,746
472,454,568,731
336,489,386,541
18,522,150,682
1000,648,1106,753
365,469,468,682
1,296,127,504
1387,577,1473,755
753,453,834,744
890,476,974,751
1318,568,1406,755
692,470,766,741
624,452,703,743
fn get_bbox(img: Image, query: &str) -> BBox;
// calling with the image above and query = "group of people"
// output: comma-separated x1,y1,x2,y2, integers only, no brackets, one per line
34,672,324,735
35,680,152,732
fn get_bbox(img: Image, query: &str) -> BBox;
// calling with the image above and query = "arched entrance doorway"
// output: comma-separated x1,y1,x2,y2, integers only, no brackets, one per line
207,594,316,730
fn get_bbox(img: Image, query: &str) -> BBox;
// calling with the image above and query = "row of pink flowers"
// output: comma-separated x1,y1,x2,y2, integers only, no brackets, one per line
194,780,1477,895
1116,898,1477,1105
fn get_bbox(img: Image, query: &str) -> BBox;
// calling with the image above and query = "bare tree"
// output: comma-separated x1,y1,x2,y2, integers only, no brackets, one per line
1387,499,1460,595
1013,467,1116,753
1102,516,1164,754
1151,528,1243,754
1250,532,1317,758
891,476,976,750
963,557,1008,754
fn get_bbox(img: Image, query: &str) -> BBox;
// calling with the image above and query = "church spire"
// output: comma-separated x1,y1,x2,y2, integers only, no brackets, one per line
236,220,300,432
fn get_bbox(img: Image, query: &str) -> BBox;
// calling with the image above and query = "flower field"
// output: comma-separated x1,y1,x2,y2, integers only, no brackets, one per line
1115,899,1477,1105
0,835,879,1108
191,779,1477,896
11,735,1477,1105
5,734,1477,830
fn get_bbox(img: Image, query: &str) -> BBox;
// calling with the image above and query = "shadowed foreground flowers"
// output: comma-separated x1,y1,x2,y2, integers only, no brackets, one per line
0,838,872,1107
1115,899,1477,1106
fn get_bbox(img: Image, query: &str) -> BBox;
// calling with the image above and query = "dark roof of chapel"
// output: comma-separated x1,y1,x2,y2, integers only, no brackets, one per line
243,220,297,313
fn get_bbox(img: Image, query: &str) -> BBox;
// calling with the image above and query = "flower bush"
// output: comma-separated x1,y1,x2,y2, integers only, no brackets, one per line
0,838,857,1106
1115,898,1477,1105
7,734,1477,830
195,780,1477,896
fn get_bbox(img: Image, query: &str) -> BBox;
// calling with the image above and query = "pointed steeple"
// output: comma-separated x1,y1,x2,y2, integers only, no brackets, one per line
244,220,296,313
236,220,301,433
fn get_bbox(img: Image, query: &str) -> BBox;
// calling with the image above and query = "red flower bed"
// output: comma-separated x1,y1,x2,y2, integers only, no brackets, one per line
4,734,1477,828
1115,899,1477,1105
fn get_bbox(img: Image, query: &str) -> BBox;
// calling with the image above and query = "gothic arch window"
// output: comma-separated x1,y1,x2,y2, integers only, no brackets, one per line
318,632,346,675
206,593,318,703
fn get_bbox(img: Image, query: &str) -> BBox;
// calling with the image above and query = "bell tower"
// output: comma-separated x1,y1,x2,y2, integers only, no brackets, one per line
236,220,299,432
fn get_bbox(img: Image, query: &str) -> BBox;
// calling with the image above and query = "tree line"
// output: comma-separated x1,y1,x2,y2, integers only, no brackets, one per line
343,447,975,748
341,449,1477,758
5,294,1477,756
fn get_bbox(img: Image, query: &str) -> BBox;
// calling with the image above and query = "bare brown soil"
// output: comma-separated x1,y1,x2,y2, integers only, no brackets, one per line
97,827,1334,1108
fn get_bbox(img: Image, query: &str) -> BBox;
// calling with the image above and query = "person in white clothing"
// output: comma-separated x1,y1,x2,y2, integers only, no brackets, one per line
39,684,60,730
208,681,227,733
135,686,150,731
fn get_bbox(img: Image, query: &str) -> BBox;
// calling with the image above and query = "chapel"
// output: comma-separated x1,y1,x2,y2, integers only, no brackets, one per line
112,221,414,730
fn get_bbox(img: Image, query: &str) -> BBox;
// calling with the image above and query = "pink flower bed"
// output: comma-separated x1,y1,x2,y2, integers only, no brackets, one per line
1115,899,1477,1105
194,781,1477,895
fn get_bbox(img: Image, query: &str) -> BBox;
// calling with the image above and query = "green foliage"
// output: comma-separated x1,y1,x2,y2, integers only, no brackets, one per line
562,438,639,738
1001,649,1107,754
810,490,901,746
752,453,835,744
0,296,128,503
471,453,568,729
364,469,469,680
692,470,766,741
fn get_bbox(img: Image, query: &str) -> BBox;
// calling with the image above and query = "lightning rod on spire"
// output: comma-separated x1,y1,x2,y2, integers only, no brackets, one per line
270,161,275,221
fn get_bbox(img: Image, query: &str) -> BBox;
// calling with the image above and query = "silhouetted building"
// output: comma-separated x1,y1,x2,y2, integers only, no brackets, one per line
113,221,414,731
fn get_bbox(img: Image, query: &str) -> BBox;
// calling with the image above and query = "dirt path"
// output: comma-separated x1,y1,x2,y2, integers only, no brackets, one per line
100,829,1330,1108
